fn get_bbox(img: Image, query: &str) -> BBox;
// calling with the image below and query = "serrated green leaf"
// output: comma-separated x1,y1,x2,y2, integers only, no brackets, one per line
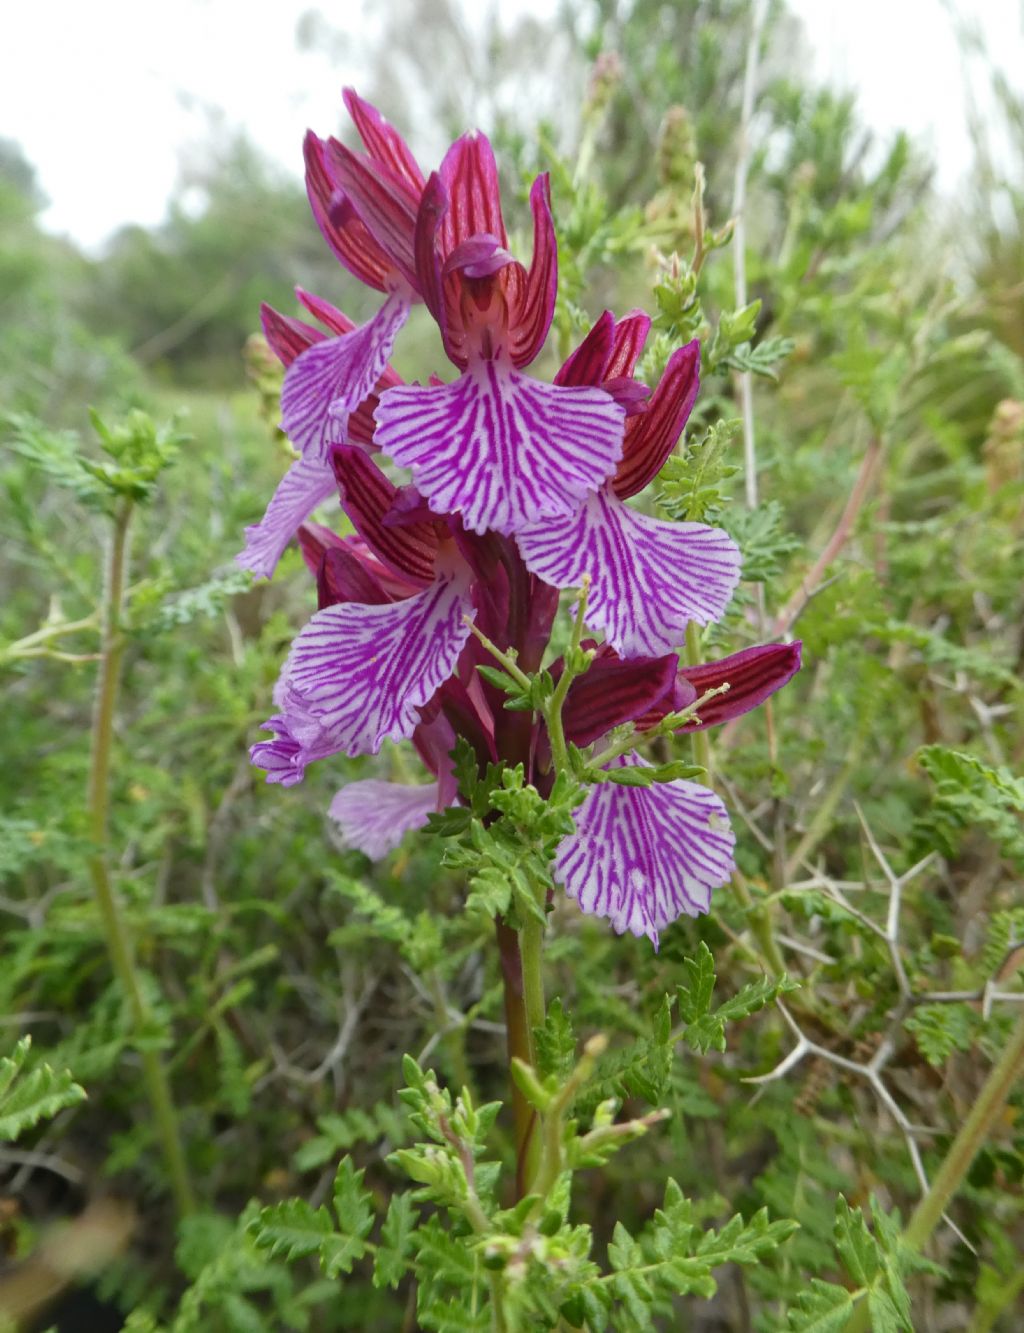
867,1286,907,1333
0,1038,86,1140
321,1159,375,1277
373,1193,417,1289
904,1002,975,1067
534,997,576,1080
786,1279,855,1331
247,1198,334,1265
724,335,796,380
678,942,716,1022
834,1196,879,1286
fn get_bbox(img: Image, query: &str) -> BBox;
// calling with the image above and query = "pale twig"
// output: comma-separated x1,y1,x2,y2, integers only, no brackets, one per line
748,808,981,1248
732,0,770,516
264,971,377,1089
746,1001,971,1249
2,1145,85,1189
772,437,883,638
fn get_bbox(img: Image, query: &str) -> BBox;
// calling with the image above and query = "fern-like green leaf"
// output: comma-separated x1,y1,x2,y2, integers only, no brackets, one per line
0,1037,86,1140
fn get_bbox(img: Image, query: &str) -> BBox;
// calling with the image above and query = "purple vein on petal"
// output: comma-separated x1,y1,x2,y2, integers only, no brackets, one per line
281,290,411,462
277,570,475,757
329,779,442,859
236,457,338,580
552,753,735,947
517,486,742,657
373,361,625,536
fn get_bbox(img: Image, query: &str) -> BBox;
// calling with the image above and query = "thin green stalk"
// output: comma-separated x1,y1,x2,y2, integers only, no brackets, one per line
684,622,713,776
496,921,539,1198
544,578,591,777
488,1273,510,1333
587,682,730,773
784,731,866,880
520,916,546,1042
528,1036,607,1207
847,1009,1024,1333
518,873,549,1194
905,1009,1024,1250
86,499,194,1218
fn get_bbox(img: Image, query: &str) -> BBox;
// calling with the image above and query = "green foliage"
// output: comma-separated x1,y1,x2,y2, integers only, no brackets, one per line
904,1002,978,1067
917,746,1024,868
590,1181,797,1331
723,499,803,583
677,941,798,1054
249,1158,376,1279
657,418,741,523
3,409,183,515
0,1036,85,1140
431,744,584,928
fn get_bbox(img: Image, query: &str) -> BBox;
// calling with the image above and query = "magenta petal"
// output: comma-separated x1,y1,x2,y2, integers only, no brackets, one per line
250,702,338,787
555,311,616,387
303,131,392,291
556,310,651,388
439,133,508,252
329,779,441,859
553,753,735,946
236,458,337,580
331,445,440,585
279,571,475,757
261,303,323,367
517,486,741,656
281,292,410,462
342,88,425,195
605,311,653,379
615,340,700,500
375,361,625,536
507,174,557,368
326,139,421,289
561,651,679,748
294,288,357,337
412,710,460,806
316,547,392,608
444,233,515,279
674,642,803,730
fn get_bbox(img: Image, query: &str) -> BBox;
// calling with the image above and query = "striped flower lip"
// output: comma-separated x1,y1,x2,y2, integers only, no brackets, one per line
236,289,404,581
552,753,736,947
517,485,742,658
254,562,476,773
374,358,626,537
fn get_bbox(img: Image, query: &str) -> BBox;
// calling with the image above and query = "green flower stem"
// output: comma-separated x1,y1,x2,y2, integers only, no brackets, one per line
529,1035,607,1206
587,682,730,773
86,498,194,1219
463,618,532,690
684,623,786,977
495,920,539,1198
543,577,591,777
848,1008,1024,1333
684,623,714,775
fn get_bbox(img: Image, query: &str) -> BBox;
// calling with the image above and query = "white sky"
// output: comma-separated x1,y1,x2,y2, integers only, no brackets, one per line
2,0,1021,251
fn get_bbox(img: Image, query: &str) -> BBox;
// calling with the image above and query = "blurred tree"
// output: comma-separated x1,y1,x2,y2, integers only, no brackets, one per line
79,135,346,388
0,139,135,423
